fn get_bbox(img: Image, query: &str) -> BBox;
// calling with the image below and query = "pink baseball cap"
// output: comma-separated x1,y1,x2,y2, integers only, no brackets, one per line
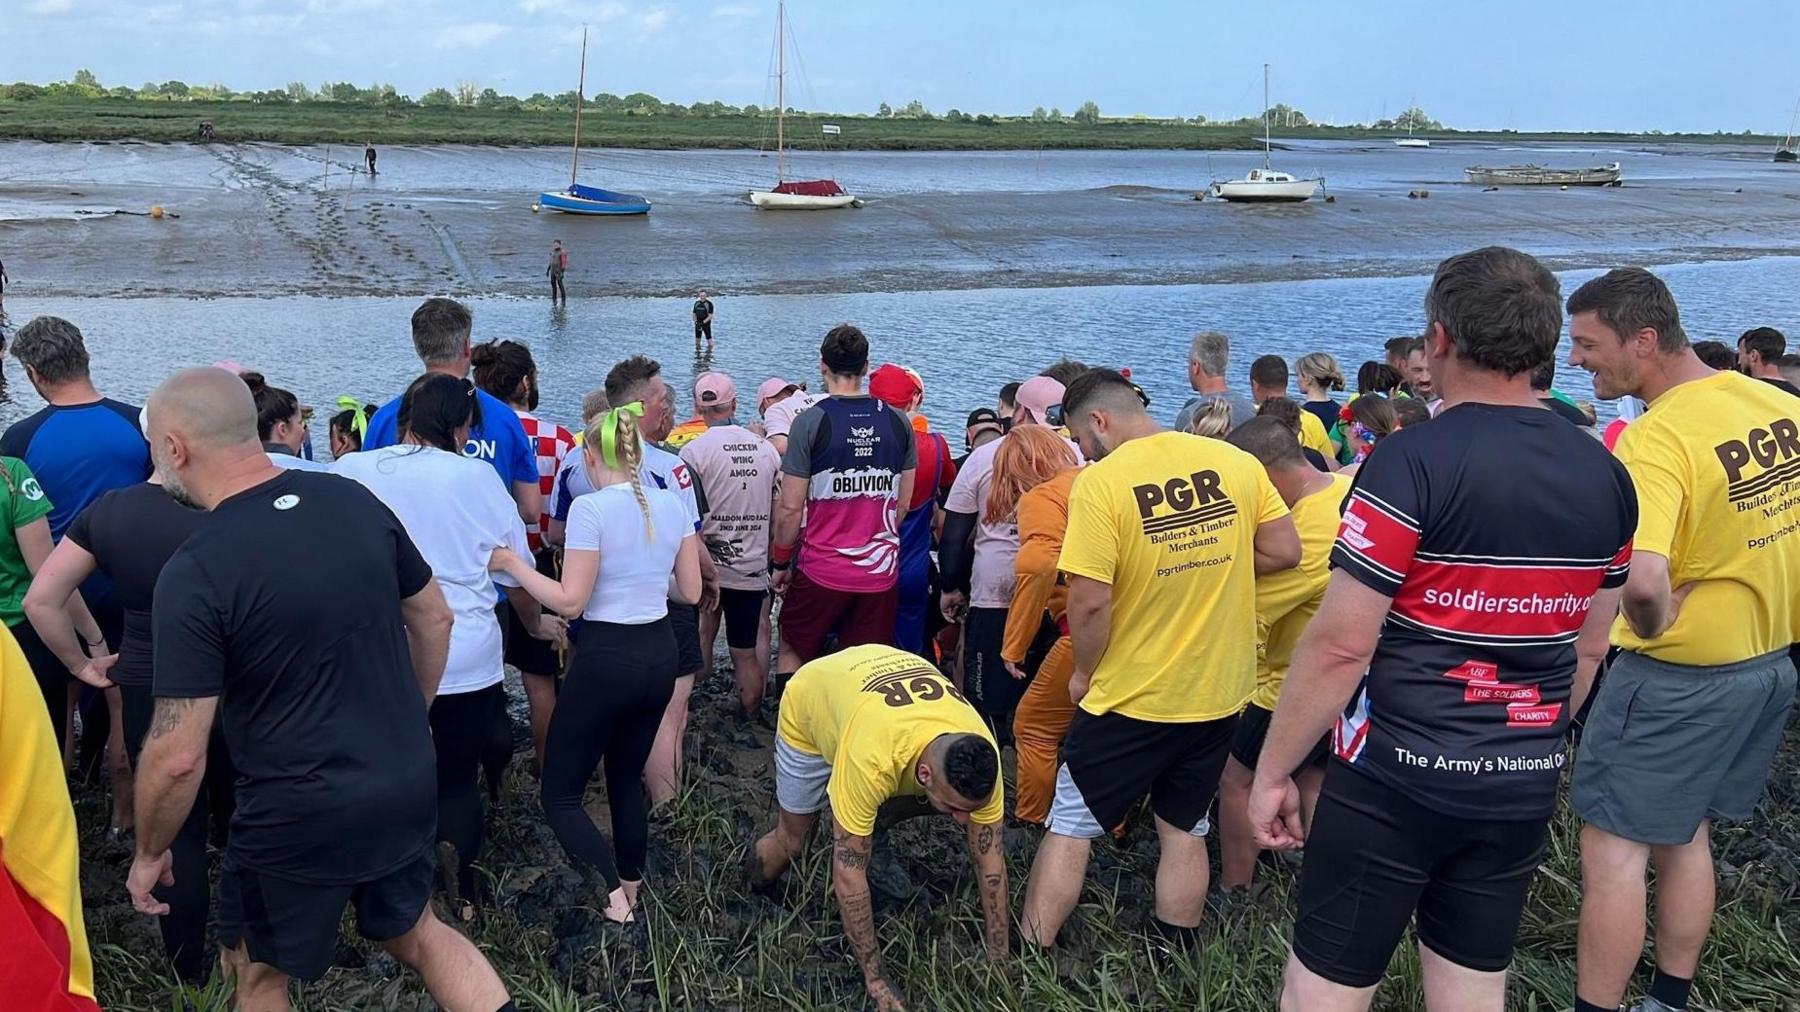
694,372,738,406
1014,375,1065,424
757,376,802,406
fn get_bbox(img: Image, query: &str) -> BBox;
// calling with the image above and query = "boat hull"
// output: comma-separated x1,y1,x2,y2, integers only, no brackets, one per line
1776,148,1798,163
1209,179,1320,202
749,190,858,209
1463,162,1622,186
1394,138,1431,148
537,190,652,215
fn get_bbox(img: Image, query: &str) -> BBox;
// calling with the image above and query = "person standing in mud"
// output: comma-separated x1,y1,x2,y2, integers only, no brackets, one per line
129,368,518,1012
0,257,9,307
364,142,377,177
548,241,568,303
693,291,715,353
751,644,1009,1012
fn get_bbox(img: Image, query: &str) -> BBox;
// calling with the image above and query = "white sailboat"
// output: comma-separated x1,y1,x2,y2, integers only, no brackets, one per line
1395,96,1430,148
1209,65,1322,203
748,0,857,209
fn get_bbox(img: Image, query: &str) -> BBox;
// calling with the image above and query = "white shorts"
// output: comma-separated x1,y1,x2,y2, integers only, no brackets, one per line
774,737,831,816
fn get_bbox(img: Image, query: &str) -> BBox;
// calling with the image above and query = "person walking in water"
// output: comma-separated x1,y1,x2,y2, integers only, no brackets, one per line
693,291,715,353
548,241,568,303
364,142,377,177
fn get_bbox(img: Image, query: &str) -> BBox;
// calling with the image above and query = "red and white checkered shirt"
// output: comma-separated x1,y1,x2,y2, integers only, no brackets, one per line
516,410,575,553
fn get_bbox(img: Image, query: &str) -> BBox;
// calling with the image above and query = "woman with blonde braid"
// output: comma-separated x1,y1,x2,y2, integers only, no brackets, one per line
990,426,1081,826
490,401,701,924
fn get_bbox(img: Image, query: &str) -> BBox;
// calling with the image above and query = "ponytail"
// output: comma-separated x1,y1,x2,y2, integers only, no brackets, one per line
583,401,654,542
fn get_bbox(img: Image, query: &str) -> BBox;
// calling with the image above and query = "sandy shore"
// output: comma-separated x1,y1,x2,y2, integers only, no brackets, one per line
2,142,1799,301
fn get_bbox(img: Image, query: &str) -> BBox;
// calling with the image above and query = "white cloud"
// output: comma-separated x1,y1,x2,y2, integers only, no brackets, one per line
711,3,755,17
435,21,510,49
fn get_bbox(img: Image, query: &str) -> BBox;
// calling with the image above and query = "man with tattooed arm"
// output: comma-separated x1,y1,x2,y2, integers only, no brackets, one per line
751,644,1008,1012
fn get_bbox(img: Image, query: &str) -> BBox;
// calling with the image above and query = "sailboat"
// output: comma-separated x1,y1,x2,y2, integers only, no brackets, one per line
1209,65,1323,203
748,0,856,209
1394,97,1430,148
1776,96,1798,163
536,26,651,216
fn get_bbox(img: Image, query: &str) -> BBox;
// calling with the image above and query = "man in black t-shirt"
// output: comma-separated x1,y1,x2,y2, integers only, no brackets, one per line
693,290,715,352
1530,359,1596,427
126,368,515,1012
1249,248,1636,1010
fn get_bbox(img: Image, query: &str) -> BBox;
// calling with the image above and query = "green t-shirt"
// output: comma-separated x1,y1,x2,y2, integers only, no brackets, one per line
0,457,53,628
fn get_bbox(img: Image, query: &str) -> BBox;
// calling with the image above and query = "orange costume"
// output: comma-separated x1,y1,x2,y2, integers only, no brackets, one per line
0,625,99,1011
1002,468,1079,825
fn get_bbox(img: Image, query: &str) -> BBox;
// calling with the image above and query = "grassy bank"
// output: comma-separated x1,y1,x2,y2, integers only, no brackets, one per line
76,672,1800,1012
2,98,1788,151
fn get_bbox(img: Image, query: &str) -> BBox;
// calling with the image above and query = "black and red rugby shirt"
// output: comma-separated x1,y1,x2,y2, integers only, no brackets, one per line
1330,402,1637,820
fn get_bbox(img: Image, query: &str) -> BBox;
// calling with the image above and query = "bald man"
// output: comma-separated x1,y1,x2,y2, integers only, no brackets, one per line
127,368,517,1012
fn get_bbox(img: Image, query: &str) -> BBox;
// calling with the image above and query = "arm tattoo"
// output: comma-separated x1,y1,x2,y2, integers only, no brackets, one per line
833,824,872,871
146,697,198,742
838,889,882,978
973,823,995,855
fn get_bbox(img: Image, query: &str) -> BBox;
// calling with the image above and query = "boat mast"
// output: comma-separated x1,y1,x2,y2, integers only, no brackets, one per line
1786,96,1800,149
570,26,587,187
776,0,786,182
1262,63,1271,169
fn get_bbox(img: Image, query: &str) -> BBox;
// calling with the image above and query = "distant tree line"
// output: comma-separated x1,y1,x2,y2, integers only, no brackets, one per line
0,70,1480,131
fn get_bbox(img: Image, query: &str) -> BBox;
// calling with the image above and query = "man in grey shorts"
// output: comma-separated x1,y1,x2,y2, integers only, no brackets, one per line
1565,267,1800,1012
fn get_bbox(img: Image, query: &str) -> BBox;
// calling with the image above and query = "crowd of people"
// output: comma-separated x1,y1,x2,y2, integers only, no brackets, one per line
1,244,1796,1012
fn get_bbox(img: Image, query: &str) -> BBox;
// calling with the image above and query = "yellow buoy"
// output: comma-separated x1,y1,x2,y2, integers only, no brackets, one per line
150,205,165,219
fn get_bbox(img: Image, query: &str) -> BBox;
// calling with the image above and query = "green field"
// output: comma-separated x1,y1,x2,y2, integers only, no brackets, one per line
76,673,1800,1012
0,97,1787,151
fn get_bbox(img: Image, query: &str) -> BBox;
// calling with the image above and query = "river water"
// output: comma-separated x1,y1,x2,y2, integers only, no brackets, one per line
1,139,1797,435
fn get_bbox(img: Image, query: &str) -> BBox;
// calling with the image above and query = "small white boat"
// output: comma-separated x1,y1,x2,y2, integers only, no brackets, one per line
749,183,857,209
1395,137,1431,148
749,1,857,210
1210,168,1321,203
1208,65,1323,203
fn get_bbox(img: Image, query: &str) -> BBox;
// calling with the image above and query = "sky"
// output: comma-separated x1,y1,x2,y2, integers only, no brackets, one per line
8,0,1800,133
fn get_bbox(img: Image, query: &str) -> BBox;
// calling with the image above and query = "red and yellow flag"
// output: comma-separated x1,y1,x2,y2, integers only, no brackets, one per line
0,624,99,1011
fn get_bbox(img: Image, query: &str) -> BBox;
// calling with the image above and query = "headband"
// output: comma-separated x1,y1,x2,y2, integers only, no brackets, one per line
599,401,646,470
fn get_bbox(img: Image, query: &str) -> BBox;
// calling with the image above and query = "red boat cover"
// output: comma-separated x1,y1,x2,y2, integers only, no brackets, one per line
772,179,845,196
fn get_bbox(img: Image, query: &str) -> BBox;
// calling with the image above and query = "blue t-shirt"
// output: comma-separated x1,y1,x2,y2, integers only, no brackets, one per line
363,387,537,489
0,398,151,539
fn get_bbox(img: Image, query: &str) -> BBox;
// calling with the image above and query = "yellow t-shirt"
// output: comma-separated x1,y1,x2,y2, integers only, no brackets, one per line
1251,472,1351,710
1058,430,1291,722
1611,369,1800,664
1298,410,1336,463
776,644,1004,835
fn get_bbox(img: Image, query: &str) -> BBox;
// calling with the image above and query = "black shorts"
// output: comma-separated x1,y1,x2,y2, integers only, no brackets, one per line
501,552,564,676
668,600,704,677
717,587,766,651
1294,762,1550,987
216,849,433,980
1229,703,1329,773
694,319,713,341
1048,709,1237,839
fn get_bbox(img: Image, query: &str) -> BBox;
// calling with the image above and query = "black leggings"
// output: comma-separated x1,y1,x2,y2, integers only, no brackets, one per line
549,273,567,300
120,683,236,983
540,619,676,891
12,619,70,748
428,683,504,897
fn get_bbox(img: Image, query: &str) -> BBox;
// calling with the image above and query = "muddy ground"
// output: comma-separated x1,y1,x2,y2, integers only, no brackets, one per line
76,660,1800,1011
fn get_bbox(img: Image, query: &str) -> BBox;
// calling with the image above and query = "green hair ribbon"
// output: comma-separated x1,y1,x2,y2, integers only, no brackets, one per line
600,401,646,470
335,395,369,439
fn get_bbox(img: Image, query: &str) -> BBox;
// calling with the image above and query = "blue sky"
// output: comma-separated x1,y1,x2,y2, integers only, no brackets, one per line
9,0,1799,132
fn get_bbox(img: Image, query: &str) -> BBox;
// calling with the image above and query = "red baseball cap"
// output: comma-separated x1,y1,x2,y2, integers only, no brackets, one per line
869,363,924,409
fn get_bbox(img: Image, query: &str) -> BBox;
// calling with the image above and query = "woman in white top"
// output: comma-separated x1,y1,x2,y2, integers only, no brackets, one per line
336,373,561,920
242,372,330,472
491,401,700,925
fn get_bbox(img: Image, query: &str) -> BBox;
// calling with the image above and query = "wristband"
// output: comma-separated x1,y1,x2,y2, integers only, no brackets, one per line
769,558,792,573
770,542,795,566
